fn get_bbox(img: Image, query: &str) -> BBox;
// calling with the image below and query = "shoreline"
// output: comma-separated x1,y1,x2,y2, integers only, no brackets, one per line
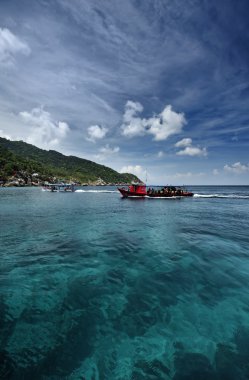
0,183,129,188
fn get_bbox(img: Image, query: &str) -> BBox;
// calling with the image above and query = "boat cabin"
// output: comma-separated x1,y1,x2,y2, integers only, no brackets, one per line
128,182,147,195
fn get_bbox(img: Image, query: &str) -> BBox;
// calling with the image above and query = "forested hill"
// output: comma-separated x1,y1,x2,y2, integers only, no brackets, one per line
0,137,140,185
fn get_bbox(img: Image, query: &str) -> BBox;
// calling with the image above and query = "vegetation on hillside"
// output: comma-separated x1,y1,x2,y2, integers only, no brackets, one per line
0,138,140,185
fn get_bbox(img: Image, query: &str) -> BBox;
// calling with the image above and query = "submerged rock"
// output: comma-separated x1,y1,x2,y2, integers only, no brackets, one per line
215,343,240,380
173,352,217,380
132,358,170,380
0,350,15,379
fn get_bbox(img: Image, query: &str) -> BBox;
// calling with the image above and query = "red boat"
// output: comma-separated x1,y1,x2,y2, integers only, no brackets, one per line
118,183,147,197
118,183,193,198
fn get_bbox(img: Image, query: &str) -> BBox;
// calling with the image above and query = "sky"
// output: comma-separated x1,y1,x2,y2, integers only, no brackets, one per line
0,0,249,185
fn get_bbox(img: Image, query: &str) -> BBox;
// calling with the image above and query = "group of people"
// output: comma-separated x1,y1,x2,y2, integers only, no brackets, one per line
147,186,184,195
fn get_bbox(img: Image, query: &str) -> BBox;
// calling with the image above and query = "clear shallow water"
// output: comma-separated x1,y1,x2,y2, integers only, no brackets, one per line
1,186,249,379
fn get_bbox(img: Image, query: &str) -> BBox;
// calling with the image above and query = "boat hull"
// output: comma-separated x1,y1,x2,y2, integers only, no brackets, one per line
147,194,181,198
118,188,146,198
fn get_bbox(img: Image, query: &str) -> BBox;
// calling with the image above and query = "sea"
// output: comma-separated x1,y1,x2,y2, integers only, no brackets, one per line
1,185,249,380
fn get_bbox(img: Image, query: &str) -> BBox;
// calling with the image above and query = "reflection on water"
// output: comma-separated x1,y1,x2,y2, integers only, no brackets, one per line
1,186,249,379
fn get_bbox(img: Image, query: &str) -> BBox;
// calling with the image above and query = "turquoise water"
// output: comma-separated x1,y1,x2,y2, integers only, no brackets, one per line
1,186,249,379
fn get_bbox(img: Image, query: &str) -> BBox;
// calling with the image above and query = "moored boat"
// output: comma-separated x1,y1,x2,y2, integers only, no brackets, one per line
42,183,75,192
118,183,193,198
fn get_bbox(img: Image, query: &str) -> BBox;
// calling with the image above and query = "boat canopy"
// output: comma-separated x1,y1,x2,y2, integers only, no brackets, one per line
43,183,75,192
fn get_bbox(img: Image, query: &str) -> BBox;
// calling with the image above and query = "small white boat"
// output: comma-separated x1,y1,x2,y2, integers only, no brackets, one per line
42,183,75,192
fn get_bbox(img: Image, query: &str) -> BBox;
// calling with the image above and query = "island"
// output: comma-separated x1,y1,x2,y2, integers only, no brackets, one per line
0,137,140,187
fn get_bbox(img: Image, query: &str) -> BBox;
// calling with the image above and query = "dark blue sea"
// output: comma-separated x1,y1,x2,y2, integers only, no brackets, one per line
1,186,249,380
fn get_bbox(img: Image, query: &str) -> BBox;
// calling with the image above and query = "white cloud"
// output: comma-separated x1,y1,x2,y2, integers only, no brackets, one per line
0,129,12,140
175,137,192,147
173,172,205,179
121,101,146,138
19,107,70,149
213,169,219,175
157,151,164,158
99,144,120,155
175,137,207,157
224,162,249,174
123,100,144,122
95,144,119,161
87,124,108,142
176,146,207,157
148,105,186,141
0,28,30,65
121,101,186,141
120,165,146,178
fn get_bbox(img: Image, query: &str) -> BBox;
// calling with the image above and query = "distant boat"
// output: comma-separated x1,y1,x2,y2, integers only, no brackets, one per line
118,182,193,198
42,183,75,192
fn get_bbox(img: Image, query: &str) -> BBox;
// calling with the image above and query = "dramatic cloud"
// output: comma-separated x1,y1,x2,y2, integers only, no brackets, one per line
0,27,30,65
121,101,186,141
175,137,207,157
120,165,146,178
0,1,248,185
19,107,70,149
87,125,108,142
224,162,249,174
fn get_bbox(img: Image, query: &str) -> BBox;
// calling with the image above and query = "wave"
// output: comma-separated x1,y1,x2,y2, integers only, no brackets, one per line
75,189,118,193
194,193,249,199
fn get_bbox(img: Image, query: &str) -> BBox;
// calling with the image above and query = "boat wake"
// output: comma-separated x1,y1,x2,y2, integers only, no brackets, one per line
194,193,249,199
75,189,118,193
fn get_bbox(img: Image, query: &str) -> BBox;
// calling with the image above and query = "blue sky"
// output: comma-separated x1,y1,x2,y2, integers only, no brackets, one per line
0,0,249,184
